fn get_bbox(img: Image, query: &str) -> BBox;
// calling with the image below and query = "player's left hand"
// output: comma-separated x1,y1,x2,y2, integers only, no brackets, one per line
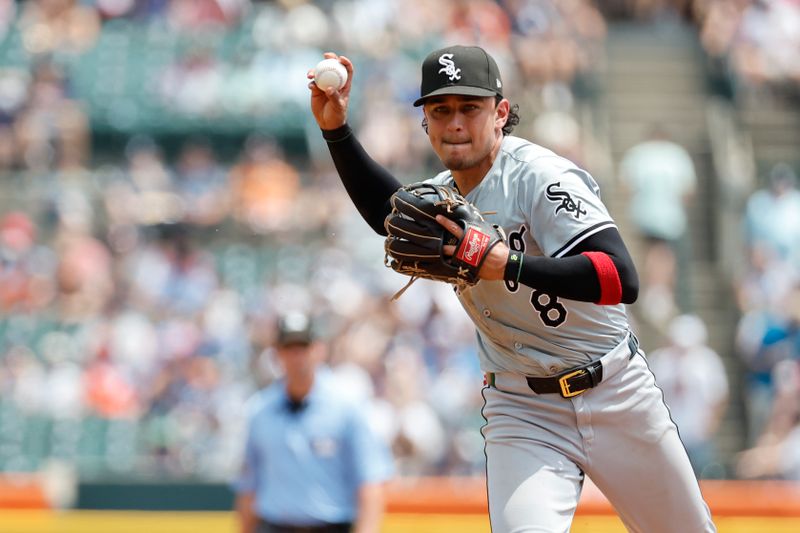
384,183,506,291
436,215,510,281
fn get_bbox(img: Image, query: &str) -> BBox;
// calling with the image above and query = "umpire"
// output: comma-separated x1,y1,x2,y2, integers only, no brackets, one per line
234,312,394,533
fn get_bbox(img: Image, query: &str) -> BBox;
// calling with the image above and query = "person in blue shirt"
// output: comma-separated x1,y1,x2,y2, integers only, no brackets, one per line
234,312,394,533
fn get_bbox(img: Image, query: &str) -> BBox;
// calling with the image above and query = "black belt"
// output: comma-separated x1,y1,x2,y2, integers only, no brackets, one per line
489,333,640,398
526,359,603,397
258,520,352,533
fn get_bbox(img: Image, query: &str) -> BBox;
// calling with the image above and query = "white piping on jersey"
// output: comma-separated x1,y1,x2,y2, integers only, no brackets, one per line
551,221,617,258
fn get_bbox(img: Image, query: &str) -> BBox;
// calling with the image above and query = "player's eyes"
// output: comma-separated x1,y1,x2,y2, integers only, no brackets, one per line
430,103,479,118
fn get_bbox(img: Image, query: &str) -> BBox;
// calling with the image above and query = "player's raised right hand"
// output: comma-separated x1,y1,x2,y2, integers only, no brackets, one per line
308,53,353,130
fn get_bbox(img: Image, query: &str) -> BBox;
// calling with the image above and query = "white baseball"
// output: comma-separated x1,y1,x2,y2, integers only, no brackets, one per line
314,58,348,91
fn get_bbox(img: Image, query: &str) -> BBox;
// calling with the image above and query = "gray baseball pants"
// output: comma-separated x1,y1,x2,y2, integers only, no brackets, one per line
482,336,717,532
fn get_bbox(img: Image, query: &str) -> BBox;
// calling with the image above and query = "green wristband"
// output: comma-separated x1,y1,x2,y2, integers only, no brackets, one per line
505,251,524,284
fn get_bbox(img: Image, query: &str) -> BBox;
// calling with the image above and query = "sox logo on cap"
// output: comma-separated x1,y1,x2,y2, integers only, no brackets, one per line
438,53,462,81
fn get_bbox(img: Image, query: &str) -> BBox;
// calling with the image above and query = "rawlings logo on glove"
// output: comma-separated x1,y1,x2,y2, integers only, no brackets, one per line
384,182,505,298
457,227,492,267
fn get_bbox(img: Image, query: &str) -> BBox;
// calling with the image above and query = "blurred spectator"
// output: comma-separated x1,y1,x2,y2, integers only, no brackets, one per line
174,138,231,227
0,211,57,312
448,0,512,47
743,162,800,267
695,0,745,59
693,0,800,98
0,0,16,41
598,0,696,22
127,224,218,316
530,108,584,166
54,227,114,321
0,66,29,172
13,60,90,172
736,358,800,480
382,343,448,476
96,0,248,26
509,0,606,89
166,0,248,30
736,283,800,445
735,242,798,313
158,45,223,117
733,0,800,94
356,92,429,177
18,0,100,56
734,164,800,447
103,136,180,227
83,348,140,419
650,314,729,478
51,191,114,321
229,135,301,234
620,124,697,326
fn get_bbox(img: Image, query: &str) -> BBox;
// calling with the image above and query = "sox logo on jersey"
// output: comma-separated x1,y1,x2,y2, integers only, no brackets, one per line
546,182,587,219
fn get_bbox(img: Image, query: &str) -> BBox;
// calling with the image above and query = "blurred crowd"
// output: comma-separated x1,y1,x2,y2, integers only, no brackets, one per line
0,0,799,483
0,125,491,477
596,0,800,100
692,0,800,100
0,0,610,480
734,162,800,481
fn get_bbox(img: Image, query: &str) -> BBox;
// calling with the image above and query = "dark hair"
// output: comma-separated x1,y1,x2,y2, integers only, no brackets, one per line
498,96,520,136
420,97,520,135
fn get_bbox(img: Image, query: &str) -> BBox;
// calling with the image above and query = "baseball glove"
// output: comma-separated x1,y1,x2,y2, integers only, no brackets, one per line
384,182,505,298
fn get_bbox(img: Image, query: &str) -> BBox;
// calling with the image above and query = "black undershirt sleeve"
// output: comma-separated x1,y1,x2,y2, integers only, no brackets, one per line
321,124,638,304
322,124,402,236
508,227,639,304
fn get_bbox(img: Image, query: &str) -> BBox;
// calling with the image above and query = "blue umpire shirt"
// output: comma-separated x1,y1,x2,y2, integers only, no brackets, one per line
235,367,394,526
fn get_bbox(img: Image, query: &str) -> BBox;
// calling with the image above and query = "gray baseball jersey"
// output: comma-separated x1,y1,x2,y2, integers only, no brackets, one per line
426,135,629,376
427,135,716,533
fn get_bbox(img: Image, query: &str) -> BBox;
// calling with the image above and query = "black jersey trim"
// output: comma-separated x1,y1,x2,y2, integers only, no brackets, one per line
551,221,617,258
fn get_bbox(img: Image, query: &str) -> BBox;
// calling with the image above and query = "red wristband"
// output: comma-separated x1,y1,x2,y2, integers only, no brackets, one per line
581,251,622,305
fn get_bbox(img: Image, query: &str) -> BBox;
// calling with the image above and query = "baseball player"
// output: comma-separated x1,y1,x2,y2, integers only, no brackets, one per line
308,45,717,532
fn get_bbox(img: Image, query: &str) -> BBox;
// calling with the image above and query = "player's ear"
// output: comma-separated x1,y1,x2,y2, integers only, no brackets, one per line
495,98,510,130
421,116,429,135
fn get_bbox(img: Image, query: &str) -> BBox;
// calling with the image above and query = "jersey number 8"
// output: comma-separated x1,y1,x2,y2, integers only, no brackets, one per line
530,290,567,327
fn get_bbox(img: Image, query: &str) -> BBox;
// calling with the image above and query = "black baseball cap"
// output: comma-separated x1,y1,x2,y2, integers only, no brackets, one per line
276,312,313,346
413,45,503,107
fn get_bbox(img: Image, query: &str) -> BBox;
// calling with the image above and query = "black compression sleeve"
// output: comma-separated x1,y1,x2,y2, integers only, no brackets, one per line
323,124,402,235
509,227,639,304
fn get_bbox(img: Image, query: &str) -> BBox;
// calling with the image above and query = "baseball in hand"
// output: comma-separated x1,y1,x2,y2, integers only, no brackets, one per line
314,58,348,91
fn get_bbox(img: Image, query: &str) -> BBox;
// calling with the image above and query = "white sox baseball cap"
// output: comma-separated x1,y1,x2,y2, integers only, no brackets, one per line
414,45,504,107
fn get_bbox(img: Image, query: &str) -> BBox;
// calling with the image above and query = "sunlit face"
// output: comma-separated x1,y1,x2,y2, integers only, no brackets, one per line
423,95,508,173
